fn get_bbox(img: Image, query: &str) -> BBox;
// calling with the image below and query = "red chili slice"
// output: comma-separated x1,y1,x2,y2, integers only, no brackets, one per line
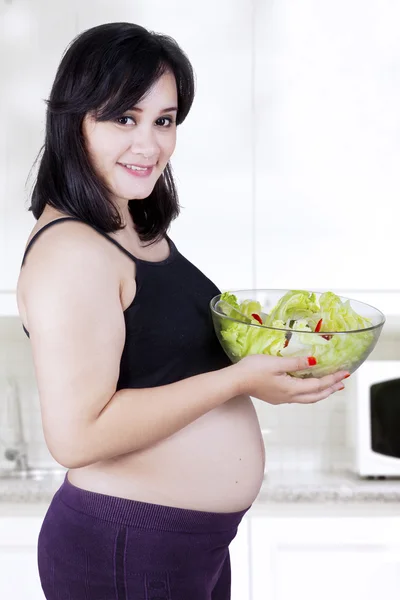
251,313,263,325
322,334,333,341
315,318,323,333
284,339,289,348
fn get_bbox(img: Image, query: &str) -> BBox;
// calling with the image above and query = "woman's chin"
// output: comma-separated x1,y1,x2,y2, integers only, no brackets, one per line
114,186,155,202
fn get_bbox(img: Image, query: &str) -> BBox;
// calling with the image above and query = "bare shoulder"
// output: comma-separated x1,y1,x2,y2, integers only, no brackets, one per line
22,216,114,269
17,214,132,322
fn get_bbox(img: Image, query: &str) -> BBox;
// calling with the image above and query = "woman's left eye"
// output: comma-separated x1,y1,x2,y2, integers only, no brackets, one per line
155,117,174,127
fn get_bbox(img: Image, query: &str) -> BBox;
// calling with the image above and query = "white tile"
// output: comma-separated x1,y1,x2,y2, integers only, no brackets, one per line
279,446,299,471
263,448,282,472
297,448,321,472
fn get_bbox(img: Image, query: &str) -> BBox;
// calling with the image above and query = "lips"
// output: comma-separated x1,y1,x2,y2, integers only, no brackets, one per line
118,163,154,178
119,162,156,169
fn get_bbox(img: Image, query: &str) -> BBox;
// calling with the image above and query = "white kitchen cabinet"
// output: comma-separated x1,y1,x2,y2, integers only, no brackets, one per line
2,506,400,599
250,514,400,600
2,0,76,293
0,516,44,599
253,0,400,292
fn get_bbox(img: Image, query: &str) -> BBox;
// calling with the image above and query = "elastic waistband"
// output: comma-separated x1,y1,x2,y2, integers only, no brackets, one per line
58,474,250,533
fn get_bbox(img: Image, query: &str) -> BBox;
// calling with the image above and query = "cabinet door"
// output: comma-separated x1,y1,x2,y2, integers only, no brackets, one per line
251,516,400,600
254,0,400,292
2,0,77,291
230,517,251,600
0,517,44,599
0,6,9,293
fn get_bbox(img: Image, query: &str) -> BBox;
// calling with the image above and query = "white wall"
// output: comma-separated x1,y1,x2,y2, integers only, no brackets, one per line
1,0,400,473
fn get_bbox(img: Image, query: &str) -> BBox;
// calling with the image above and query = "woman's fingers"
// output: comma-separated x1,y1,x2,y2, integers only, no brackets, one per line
287,369,349,397
294,380,345,404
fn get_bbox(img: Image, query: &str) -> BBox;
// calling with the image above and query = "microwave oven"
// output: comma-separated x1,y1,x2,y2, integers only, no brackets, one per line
352,360,400,477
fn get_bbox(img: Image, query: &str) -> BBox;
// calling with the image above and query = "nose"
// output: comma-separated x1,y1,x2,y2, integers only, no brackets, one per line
129,126,158,161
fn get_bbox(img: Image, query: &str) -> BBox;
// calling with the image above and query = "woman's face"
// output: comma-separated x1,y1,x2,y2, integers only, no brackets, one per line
82,70,178,205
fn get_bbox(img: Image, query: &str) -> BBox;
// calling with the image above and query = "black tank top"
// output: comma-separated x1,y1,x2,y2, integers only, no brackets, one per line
20,217,231,389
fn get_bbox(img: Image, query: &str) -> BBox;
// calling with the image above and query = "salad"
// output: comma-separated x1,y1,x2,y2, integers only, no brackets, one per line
218,290,375,375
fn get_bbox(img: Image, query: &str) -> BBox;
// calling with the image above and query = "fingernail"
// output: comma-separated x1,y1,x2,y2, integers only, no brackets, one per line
339,384,345,390
308,357,317,366
344,373,351,379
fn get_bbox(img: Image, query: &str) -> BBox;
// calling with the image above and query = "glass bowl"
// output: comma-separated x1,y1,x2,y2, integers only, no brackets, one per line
210,289,385,378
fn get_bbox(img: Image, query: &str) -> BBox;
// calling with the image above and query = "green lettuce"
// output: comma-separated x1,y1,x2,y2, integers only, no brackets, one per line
219,292,286,360
217,290,376,375
318,291,371,331
263,290,320,325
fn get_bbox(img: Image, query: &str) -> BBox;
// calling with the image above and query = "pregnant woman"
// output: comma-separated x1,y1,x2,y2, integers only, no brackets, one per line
17,22,349,599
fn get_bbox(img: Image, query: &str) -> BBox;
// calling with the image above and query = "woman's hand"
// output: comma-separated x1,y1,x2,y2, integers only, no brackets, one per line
235,354,349,405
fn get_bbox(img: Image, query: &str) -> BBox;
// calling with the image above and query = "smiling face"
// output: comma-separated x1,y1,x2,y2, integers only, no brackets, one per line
82,70,178,207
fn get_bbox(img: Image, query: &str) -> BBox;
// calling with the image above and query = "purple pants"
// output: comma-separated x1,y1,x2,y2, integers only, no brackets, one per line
38,474,250,599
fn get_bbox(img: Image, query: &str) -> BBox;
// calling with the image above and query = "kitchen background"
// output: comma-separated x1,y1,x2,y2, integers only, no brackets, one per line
1,0,400,475
1,1,400,598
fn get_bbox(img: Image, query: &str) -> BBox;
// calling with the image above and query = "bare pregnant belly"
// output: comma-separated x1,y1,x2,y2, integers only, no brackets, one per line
67,394,265,512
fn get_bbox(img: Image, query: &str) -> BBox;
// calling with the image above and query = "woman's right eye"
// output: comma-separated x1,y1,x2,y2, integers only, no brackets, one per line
116,116,135,126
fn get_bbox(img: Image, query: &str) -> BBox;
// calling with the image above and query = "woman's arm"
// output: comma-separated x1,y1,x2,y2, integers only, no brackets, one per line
21,223,241,468
76,364,241,468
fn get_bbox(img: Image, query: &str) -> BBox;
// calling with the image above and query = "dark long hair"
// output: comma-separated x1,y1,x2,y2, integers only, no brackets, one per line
28,22,195,243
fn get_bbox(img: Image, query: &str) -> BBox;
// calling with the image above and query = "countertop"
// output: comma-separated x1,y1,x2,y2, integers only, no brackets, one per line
1,469,400,510
256,470,400,503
